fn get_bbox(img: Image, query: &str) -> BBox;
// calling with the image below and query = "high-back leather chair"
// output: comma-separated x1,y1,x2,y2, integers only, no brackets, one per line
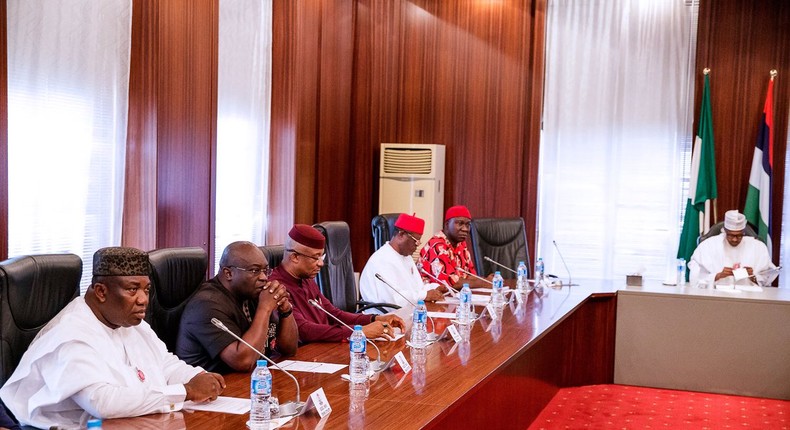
470,218,530,279
371,213,401,251
314,221,399,314
0,254,81,385
145,247,207,352
699,221,761,244
258,244,285,270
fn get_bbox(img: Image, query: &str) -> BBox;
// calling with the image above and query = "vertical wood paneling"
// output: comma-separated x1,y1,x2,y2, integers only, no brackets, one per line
695,0,790,259
123,0,158,251
155,1,218,256
0,1,7,261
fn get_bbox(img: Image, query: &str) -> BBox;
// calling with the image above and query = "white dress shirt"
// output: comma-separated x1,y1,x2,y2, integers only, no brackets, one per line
689,235,775,286
359,242,438,314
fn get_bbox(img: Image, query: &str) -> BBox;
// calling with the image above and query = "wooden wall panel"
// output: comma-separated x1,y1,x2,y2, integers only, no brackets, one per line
695,0,790,259
154,1,218,255
294,0,546,269
0,1,7,261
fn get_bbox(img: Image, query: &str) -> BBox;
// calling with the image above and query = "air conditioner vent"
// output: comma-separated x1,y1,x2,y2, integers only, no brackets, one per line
382,147,434,175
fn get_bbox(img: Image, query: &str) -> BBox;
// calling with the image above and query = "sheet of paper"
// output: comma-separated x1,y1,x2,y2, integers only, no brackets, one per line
372,332,405,342
714,285,742,294
275,360,347,374
245,417,295,429
471,287,511,294
184,396,250,414
732,267,750,281
437,294,490,305
427,311,457,319
735,284,763,293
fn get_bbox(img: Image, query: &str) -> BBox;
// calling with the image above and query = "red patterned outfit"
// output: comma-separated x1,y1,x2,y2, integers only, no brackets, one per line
419,231,476,285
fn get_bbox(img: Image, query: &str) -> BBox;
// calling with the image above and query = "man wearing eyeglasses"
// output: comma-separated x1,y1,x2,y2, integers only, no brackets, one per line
176,241,298,373
269,224,405,343
359,213,446,313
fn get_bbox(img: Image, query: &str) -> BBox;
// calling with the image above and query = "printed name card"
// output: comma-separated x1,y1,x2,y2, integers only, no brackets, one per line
447,325,462,343
486,304,498,320
303,387,332,418
393,351,412,374
514,292,524,304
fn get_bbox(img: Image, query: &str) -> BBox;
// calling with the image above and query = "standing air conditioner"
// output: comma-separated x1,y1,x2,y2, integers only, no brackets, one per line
379,144,446,245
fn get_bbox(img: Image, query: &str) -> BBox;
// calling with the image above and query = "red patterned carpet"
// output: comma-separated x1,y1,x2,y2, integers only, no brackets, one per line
528,384,790,429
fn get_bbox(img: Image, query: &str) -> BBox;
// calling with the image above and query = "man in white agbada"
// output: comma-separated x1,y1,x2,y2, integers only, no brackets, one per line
689,210,776,286
0,247,225,429
360,213,446,314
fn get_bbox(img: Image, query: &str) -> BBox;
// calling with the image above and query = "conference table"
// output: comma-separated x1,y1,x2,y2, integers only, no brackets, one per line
103,281,619,430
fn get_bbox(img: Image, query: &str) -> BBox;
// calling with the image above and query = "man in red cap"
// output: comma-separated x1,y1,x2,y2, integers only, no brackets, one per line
268,224,405,343
360,213,446,313
419,205,479,288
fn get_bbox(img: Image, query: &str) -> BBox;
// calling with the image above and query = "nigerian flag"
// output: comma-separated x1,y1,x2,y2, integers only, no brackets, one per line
677,73,717,274
744,77,775,255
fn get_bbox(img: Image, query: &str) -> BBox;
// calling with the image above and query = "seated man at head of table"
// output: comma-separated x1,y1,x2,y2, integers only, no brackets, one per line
268,224,405,343
689,210,776,286
0,247,225,429
177,241,298,373
360,213,446,313
418,205,483,289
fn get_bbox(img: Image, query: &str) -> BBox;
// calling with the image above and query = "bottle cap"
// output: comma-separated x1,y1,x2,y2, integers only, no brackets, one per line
519,261,524,265
354,325,362,330
417,300,425,305
463,283,469,288
256,359,267,366
87,419,103,428
495,271,501,275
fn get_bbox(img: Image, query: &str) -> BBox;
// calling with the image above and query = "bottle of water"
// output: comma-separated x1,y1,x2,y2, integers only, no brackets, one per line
534,257,544,281
491,271,505,310
249,359,272,430
87,419,103,430
516,261,528,293
410,300,428,348
676,258,686,286
349,325,369,383
456,283,473,324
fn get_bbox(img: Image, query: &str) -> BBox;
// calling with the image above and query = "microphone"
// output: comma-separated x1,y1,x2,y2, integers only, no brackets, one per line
418,266,459,296
307,299,387,372
552,240,578,287
455,266,493,285
210,318,304,417
374,273,439,342
483,256,517,275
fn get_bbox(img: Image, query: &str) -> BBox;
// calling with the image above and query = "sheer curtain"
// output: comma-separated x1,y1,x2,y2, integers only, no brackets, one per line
539,0,699,281
214,0,273,270
7,1,132,290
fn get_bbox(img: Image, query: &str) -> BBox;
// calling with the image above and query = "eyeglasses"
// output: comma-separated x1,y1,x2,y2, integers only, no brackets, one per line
228,266,272,277
405,231,422,246
286,249,326,262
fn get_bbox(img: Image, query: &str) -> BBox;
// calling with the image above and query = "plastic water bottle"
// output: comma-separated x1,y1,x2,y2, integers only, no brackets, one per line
491,271,505,310
349,325,369,383
534,257,545,281
87,419,103,429
410,300,428,348
676,258,686,286
249,359,272,429
456,283,473,324
516,261,528,293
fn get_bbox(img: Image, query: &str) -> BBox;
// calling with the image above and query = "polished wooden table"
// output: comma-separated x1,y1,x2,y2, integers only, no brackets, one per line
105,283,618,429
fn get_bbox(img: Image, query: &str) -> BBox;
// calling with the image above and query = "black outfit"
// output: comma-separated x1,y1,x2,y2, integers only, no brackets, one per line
176,276,279,374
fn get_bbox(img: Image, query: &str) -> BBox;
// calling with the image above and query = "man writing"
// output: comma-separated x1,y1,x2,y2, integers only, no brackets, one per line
0,247,224,429
689,210,776,286
360,213,445,313
177,241,298,373
419,205,480,288
268,224,405,343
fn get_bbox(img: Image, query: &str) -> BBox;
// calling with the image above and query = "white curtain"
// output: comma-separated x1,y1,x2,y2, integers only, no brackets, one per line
7,1,132,290
539,0,699,281
214,0,273,270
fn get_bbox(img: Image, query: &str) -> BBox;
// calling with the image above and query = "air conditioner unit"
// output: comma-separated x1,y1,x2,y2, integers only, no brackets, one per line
379,143,446,251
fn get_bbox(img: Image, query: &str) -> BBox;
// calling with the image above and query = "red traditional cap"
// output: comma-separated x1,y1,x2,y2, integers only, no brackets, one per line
445,205,472,221
288,224,326,249
394,213,425,235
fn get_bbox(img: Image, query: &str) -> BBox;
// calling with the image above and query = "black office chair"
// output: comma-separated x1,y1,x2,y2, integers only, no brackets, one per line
314,221,399,314
371,213,401,251
470,217,530,280
699,221,761,244
258,244,286,270
0,254,82,385
145,247,207,352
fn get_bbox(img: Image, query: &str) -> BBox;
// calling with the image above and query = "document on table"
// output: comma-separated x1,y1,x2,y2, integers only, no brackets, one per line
437,294,491,305
274,360,347,374
427,311,457,319
471,287,511,294
184,396,250,414
373,332,405,342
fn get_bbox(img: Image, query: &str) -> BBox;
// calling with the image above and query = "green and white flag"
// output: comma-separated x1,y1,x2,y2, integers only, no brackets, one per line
677,74,717,272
